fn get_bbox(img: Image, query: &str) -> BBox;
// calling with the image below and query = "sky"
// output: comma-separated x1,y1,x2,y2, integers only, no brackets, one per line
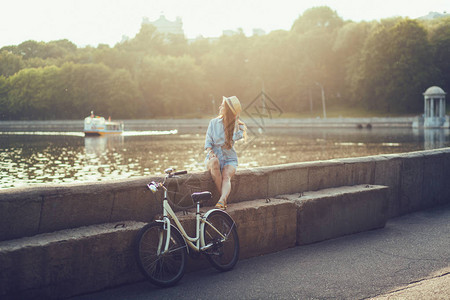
1,0,449,48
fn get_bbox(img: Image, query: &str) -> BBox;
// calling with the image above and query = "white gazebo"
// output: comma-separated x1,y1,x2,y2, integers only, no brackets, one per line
423,86,447,128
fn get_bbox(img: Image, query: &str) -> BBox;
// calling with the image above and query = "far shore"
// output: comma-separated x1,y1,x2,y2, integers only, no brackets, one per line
0,116,421,131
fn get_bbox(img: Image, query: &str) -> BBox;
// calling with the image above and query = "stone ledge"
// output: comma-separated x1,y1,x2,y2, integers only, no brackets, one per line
174,198,297,259
215,198,297,258
3,148,450,243
276,185,389,245
0,199,296,299
0,221,144,300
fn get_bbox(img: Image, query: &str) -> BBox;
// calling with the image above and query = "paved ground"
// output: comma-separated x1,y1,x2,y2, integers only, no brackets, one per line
72,204,450,300
372,269,450,299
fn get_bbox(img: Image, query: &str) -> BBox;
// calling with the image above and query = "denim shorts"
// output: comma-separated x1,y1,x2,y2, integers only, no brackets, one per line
204,146,238,171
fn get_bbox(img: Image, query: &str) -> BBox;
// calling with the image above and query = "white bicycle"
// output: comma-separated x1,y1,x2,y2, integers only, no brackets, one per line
134,168,240,287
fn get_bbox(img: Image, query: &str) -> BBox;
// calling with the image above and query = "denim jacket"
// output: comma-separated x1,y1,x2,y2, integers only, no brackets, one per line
204,117,244,150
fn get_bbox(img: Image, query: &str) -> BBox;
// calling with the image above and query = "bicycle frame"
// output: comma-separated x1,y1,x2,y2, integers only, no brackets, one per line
159,184,228,254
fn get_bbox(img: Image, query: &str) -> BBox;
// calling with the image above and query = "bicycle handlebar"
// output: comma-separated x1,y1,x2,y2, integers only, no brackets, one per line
147,168,188,193
173,170,187,176
147,168,197,210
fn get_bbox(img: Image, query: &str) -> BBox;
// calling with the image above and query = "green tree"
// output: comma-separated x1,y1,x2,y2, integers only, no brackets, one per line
246,30,294,110
0,50,25,77
15,40,47,59
164,33,188,56
334,21,375,105
62,63,116,118
290,6,345,113
137,55,205,116
3,9,450,120
354,19,439,113
117,24,165,55
7,68,42,119
201,31,251,104
428,17,450,94
4,63,135,120
291,6,344,34
188,37,213,64
34,65,64,118
5,66,65,119
44,39,77,59
106,68,141,118
0,76,9,119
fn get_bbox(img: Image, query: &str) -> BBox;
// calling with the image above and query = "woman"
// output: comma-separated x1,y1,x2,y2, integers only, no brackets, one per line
204,96,246,210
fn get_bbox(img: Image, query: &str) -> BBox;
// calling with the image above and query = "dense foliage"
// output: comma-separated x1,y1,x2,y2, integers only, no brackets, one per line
0,7,449,120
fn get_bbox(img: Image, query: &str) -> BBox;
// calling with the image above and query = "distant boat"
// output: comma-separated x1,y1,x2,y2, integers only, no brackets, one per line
84,111,124,136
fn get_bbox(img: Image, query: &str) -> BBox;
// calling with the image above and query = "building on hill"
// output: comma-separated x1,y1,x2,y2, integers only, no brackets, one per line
138,14,266,44
418,11,449,20
252,28,266,36
142,15,184,36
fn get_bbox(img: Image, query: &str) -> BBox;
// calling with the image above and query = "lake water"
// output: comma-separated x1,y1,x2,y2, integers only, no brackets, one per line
1,123,449,189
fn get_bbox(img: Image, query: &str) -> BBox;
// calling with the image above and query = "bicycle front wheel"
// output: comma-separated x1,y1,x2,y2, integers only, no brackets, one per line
202,211,240,271
135,222,187,287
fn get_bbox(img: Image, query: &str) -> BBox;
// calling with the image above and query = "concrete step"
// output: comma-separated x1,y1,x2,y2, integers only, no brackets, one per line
182,198,297,259
0,198,296,300
0,185,387,299
0,221,144,300
275,184,389,245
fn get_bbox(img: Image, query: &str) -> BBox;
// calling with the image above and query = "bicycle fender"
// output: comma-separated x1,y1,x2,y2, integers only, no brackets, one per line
200,209,238,249
201,209,237,233
203,208,234,221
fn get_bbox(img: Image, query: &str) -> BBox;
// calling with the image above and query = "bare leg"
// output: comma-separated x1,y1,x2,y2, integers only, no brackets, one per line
218,165,236,205
207,157,222,194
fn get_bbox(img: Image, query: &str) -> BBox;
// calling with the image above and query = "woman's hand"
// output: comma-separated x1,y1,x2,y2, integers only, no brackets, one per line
207,149,216,159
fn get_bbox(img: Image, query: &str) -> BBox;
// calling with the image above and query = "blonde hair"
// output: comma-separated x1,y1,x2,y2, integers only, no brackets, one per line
220,98,246,149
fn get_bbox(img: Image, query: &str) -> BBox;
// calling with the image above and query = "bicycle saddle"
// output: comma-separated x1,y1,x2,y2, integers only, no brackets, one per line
191,191,212,202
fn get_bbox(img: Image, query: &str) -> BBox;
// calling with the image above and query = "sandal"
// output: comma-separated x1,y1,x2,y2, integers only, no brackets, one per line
215,199,227,210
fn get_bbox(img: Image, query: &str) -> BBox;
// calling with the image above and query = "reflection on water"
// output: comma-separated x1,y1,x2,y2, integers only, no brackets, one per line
122,129,178,136
0,130,179,189
1,127,450,189
84,135,124,154
0,131,84,137
423,129,446,150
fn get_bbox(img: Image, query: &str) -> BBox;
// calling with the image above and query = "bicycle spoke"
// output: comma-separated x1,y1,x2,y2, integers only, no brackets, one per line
167,245,187,254
135,222,187,286
202,212,239,272
225,221,235,239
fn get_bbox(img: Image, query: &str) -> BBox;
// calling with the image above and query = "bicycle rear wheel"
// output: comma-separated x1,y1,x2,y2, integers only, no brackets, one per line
135,222,187,287
202,211,239,271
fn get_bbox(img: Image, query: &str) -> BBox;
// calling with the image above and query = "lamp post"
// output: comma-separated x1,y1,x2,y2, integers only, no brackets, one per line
261,80,267,115
315,82,327,119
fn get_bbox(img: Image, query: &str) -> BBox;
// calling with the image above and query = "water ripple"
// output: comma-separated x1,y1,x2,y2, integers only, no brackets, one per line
1,127,449,189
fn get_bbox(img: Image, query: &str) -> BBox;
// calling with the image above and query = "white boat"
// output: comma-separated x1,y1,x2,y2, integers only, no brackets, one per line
84,112,124,136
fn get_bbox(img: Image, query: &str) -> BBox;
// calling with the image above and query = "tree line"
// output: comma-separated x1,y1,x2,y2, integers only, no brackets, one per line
0,6,449,120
